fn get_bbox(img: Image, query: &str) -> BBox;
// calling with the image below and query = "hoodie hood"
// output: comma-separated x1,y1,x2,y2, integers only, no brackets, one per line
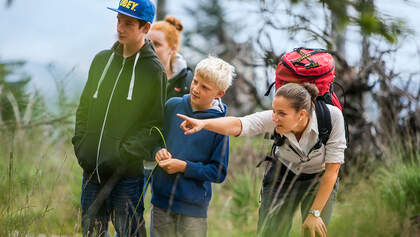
166,54,193,99
111,39,157,59
171,53,188,80
182,94,226,119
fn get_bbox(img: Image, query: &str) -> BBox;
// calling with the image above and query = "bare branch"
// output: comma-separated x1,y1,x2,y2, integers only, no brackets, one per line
6,92,21,129
0,113,73,130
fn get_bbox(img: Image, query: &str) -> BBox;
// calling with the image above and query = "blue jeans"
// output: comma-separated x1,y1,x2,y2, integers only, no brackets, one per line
114,169,153,237
81,176,147,237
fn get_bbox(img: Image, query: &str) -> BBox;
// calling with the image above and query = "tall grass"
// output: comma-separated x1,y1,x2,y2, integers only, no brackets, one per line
0,127,83,235
326,146,420,237
1,125,419,236
0,75,82,235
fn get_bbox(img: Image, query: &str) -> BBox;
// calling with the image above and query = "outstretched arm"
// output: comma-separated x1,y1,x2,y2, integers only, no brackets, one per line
177,110,275,137
177,113,242,136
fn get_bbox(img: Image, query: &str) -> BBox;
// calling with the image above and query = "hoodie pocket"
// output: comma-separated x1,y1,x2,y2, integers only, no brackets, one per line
97,134,123,172
74,132,98,173
74,132,122,175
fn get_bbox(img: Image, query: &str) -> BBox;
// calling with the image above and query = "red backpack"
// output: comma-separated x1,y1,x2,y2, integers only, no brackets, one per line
266,47,342,110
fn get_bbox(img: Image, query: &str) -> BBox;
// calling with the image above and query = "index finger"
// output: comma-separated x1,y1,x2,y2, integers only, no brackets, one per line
176,113,190,121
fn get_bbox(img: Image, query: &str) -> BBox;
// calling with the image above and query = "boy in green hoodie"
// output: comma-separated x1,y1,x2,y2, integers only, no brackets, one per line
72,0,166,236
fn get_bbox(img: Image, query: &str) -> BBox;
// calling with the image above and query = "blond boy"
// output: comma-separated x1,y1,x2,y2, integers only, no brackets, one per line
150,56,234,237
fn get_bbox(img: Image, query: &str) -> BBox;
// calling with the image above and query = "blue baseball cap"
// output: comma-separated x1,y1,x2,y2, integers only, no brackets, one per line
108,0,155,23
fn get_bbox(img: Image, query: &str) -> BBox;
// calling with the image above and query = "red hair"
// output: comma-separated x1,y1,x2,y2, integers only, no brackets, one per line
151,16,184,66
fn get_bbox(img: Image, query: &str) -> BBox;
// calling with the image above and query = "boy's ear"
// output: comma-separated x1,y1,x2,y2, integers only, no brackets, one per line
215,90,225,99
142,22,151,34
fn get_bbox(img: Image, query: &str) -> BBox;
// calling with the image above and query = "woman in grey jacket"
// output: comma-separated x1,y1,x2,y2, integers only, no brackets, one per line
177,83,346,237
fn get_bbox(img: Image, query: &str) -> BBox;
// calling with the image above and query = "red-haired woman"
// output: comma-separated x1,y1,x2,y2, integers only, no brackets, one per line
149,16,193,99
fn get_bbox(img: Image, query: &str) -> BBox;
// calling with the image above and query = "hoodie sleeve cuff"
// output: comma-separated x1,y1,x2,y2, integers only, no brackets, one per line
183,160,201,179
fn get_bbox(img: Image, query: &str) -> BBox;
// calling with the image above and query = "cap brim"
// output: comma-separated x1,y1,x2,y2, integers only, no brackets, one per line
107,7,150,22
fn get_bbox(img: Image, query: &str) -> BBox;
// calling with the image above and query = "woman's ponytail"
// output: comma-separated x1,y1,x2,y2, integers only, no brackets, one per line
165,16,184,32
302,83,319,102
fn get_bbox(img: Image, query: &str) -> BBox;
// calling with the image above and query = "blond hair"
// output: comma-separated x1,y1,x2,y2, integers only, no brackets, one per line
195,56,235,91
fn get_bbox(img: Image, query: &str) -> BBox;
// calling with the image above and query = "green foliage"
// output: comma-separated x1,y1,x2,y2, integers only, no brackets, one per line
379,158,420,219
229,169,261,234
325,147,420,237
0,62,82,235
0,136,82,234
1,118,419,236
287,0,407,43
0,61,31,122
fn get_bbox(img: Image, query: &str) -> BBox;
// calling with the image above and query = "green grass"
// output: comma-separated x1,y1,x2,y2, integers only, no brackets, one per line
0,129,419,236
326,149,420,237
0,127,83,235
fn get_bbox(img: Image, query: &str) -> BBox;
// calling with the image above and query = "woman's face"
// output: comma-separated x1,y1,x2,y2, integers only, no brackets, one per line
148,30,174,67
271,96,305,134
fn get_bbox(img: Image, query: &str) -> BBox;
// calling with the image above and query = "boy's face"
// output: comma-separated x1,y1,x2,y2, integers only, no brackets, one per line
190,75,225,111
117,13,149,45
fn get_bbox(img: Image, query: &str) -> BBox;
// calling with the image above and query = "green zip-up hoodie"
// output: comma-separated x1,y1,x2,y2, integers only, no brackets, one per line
72,40,167,183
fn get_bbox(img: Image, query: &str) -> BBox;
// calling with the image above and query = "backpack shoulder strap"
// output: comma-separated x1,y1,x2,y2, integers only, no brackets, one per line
264,82,276,96
256,130,286,168
314,98,332,147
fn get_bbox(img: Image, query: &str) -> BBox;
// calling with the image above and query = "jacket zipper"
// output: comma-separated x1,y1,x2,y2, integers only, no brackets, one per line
95,57,126,183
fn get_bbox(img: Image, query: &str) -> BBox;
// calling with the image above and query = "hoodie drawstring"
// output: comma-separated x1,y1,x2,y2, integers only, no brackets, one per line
95,57,127,184
93,52,115,99
127,52,140,101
